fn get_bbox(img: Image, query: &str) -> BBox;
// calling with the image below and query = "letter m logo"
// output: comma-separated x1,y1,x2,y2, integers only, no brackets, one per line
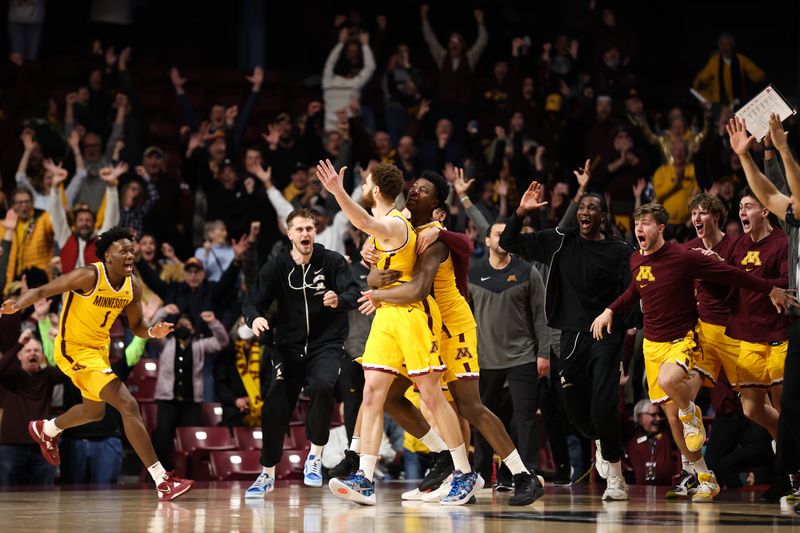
741,251,761,267
636,266,655,282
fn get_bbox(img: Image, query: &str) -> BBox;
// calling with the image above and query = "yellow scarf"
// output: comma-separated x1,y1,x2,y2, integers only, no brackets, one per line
235,340,263,427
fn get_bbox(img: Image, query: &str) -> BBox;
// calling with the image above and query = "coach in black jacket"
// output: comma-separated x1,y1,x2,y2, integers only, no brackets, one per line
242,207,360,490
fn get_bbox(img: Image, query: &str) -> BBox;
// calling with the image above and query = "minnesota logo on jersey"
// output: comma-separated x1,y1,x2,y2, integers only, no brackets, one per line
741,251,761,271
636,266,656,283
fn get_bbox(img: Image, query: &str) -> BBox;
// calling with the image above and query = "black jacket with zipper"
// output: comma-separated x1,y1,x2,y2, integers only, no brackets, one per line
242,244,360,356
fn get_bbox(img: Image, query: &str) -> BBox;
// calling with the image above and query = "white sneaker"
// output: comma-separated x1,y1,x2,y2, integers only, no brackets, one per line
402,488,423,501
602,476,629,501
422,475,452,502
304,455,323,487
595,440,610,480
245,472,275,498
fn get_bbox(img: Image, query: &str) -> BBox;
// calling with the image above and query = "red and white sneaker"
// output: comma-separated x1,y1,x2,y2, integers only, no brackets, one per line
28,420,60,466
156,473,195,501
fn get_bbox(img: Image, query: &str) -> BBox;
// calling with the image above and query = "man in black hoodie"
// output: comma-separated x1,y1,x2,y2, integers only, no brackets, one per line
499,167,635,501
242,208,360,497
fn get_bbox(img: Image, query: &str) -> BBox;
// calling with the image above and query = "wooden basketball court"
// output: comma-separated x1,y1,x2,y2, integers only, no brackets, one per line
1,482,797,532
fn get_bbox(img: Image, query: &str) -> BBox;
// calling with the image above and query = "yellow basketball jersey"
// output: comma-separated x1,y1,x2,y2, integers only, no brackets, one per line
417,221,476,335
372,209,417,288
58,262,133,349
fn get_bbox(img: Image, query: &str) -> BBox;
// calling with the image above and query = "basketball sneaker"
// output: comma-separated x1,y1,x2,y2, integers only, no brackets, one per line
554,464,572,487
440,470,483,506
422,475,452,502
245,472,275,498
602,476,629,501
419,451,454,492
509,472,545,506
28,420,60,466
329,449,359,479
329,470,376,506
494,479,514,492
595,440,610,479
666,470,699,498
692,472,720,503
156,473,195,501
785,473,800,502
402,488,423,501
679,404,706,452
761,474,792,502
304,455,323,487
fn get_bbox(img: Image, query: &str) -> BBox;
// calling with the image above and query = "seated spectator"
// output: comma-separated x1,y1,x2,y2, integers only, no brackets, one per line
195,220,235,283
0,329,65,485
151,308,229,469
624,399,679,486
214,322,264,428
6,187,54,283
693,33,765,107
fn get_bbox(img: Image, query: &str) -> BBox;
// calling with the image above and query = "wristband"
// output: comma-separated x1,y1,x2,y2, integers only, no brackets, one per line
147,326,155,338
459,196,470,203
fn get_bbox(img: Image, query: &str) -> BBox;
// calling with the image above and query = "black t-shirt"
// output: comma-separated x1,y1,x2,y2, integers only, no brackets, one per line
173,341,194,401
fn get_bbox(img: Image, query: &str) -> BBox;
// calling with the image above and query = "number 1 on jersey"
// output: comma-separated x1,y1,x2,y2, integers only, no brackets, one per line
100,311,111,328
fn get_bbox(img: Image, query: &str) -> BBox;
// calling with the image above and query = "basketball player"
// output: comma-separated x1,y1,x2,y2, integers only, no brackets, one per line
315,160,479,506
0,227,193,501
358,171,544,505
592,203,797,502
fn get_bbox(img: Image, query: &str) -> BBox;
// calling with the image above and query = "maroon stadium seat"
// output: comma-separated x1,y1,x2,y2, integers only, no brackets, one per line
200,402,223,426
174,426,235,480
210,450,262,481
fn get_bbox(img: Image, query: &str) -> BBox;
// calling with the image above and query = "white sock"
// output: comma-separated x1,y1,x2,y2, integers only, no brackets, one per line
691,457,710,475
359,454,378,481
419,429,448,453
681,455,692,473
148,461,167,483
502,449,529,475
772,440,777,454
679,402,695,418
449,444,472,474
43,418,62,438
309,444,324,459
262,466,276,478
350,436,361,453
608,461,622,478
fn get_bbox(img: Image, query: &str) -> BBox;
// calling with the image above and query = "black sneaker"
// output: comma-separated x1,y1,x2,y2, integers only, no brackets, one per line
494,479,514,492
794,501,800,515
666,470,698,499
329,449,359,479
554,464,572,487
418,451,454,492
509,472,545,506
786,472,800,501
760,475,791,502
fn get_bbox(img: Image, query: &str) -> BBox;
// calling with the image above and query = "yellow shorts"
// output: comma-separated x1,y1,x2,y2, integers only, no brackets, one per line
54,338,117,402
737,340,787,388
643,330,698,404
694,320,740,386
362,297,444,377
440,328,480,384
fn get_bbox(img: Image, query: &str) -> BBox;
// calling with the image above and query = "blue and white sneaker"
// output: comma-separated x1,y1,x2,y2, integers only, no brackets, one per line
328,470,376,506
440,471,483,506
304,455,323,487
245,472,275,499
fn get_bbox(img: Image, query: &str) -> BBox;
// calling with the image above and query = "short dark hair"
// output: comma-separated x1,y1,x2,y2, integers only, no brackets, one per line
72,203,95,221
286,208,314,228
582,192,608,215
371,163,404,201
95,227,134,259
11,187,33,202
738,185,763,206
688,193,727,223
418,171,450,209
633,203,669,225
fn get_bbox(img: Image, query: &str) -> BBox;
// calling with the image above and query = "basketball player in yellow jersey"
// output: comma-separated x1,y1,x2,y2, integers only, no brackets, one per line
316,159,480,506
0,227,194,501
360,171,544,506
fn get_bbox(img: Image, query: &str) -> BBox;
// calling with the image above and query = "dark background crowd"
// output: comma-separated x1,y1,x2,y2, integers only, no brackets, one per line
0,0,797,488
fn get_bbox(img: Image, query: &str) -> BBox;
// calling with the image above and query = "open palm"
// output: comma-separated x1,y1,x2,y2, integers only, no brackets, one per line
726,117,755,155
520,181,548,211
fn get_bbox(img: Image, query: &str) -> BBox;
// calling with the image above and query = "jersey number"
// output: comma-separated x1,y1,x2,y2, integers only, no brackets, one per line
100,311,111,328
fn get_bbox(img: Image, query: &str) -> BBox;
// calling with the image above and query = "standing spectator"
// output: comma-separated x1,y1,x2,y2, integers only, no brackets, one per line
7,0,45,65
0,329,64,485
653,140,699,232
195,220,235,283
242,208,360,496
693,33,766,106
15,129,62,211
151,308,229,469
383,44,425,145
118,166,159,238
322,29,376,132
139,146,187,254
6,187,54,283
469,222,550,486
215,322,264,428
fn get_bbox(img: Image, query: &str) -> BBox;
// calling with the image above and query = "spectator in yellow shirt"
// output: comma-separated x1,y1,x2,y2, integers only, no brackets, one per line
693,33,765,106
6,188,54,283
653,140,699,229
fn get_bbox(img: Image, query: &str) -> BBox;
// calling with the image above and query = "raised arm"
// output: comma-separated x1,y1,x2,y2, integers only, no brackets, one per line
420,4,446,68
45,162,71,247
124,277,174,339
559,159,591,230
768,113,800,203
322,41,344,89
16,130,35,186
192,312,229,353
351,36,376,89
465,9,488,70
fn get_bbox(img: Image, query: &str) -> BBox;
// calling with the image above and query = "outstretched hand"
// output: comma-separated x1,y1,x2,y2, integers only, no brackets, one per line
726,116,755,155
518,181,548,213
315,159,347,196
573,158,591,190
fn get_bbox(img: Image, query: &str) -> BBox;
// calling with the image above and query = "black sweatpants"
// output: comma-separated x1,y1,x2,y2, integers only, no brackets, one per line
336,356,365,441
154,400,202,470
538,355,571,467
261,346,342,467
474,362,539,479
777,317,800,476
705,412,774,488
558,329,624,462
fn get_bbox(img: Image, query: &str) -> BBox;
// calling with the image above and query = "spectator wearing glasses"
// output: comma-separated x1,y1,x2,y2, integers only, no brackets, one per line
624,399,678,486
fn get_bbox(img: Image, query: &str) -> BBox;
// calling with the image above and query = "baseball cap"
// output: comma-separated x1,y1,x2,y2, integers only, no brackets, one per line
184,257,205,271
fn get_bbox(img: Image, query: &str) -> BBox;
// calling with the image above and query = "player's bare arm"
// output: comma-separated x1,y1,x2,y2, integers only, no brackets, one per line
0,266,98,315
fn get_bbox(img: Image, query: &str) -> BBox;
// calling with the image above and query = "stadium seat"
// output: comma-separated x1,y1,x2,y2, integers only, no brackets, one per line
274,449,305,480
288,425,310,451
174,427,236,480
128,359,159,382
210,450,262,481
201,402,223,426
233,427,263,450
129,379,157,402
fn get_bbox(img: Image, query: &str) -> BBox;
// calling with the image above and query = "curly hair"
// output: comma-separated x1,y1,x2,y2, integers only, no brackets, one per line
95,227,134,259
370,163,404,201
418,170,450,209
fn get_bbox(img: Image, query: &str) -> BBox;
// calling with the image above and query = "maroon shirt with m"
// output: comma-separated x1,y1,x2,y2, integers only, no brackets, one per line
608,242,773,342
725,229,789,344
682,235,737,327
